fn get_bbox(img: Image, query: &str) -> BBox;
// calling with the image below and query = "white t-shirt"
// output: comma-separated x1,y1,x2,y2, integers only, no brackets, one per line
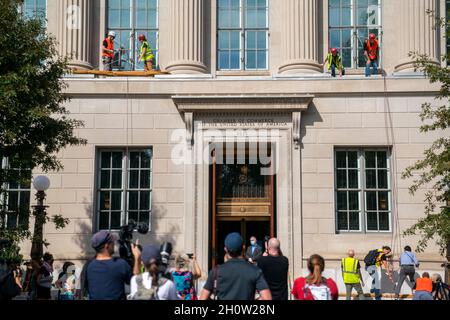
128,272,180,300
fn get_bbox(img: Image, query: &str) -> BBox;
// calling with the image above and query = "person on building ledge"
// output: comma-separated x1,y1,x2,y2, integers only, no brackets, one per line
364,33,379,77
324,48,344,78
138,34,154,72
102,31,116,71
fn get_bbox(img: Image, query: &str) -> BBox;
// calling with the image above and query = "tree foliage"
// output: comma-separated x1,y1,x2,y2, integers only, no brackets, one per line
0,0,86,262
401,14,450,256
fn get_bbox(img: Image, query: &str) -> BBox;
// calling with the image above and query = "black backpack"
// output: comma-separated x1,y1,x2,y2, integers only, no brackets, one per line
364,249,380,267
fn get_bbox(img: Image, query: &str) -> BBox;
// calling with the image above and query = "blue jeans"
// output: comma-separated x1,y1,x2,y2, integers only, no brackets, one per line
331,63,336,77
413,291,433,300
365,60,378,77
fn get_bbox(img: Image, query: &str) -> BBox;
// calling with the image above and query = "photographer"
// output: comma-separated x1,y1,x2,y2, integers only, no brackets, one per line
81,230,141,300
128,244,179,300
0,260,22,301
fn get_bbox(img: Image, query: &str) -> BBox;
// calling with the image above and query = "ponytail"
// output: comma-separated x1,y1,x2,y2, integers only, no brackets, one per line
306,254,325,285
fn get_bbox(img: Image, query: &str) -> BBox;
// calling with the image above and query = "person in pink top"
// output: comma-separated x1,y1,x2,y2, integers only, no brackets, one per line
292,254,339,300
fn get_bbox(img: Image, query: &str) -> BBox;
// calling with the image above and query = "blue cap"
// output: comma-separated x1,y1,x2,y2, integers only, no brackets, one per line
224,232,243,253
91,231,117,249
141,245,161,265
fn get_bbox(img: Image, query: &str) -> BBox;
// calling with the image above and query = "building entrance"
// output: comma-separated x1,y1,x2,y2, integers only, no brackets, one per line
209,142,276,267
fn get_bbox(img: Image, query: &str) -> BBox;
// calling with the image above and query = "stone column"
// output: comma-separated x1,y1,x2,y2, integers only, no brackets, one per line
57,0,93,70
394,0,438,72
166,0,207,74
278,0,321,74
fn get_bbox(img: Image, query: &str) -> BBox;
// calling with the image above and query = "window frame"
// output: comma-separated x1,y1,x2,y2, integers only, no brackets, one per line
106,0,159,71
328,0,383,70
20,0,47,20
0,157,32,229
334,147,392,234
95,148,153,231
217,0,269,71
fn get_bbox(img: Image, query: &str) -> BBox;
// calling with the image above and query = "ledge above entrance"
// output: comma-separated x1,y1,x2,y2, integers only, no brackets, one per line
173,94,314,149
172,94,314,112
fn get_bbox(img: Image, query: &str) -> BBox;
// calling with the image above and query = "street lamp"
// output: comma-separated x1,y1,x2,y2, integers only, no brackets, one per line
30,175,50,261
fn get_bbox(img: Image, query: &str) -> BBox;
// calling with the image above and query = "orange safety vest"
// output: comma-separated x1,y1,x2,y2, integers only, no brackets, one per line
102,37,114,58
365,39,379,60
415,278,432,293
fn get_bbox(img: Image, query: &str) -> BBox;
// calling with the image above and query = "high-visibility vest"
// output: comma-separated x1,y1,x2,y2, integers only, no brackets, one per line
140,40,154,61
365,39,379,60
326,53,342,70
342,257,360,284
102,37,114,58
415,278,432,293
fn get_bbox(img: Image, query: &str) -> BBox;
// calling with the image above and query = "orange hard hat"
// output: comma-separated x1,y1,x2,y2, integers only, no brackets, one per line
138,34,146,41
369,33,376,40
331,48,338,54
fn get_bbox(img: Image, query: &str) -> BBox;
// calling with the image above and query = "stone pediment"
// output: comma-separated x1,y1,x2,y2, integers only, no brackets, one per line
173,94,314,149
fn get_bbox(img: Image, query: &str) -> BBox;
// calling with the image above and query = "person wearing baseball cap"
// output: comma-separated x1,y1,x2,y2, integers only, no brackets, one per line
80,231,141,300
200,232,272,300
128,245,179,300
364,33,379,77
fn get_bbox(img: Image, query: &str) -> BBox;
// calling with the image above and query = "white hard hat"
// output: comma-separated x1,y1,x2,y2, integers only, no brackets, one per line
108,31,116,38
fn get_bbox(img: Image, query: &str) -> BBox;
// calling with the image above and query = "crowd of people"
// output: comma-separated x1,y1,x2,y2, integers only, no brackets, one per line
1,230,448,301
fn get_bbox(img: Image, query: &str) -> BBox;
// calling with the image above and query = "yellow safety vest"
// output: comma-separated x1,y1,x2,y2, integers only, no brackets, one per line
140,40,154,61
342,257,360,284
327,53,342,70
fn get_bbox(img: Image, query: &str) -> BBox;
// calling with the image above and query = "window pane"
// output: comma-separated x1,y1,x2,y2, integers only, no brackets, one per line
100,192,110,210
257,50,267,69
348,191,359,210
230,50,240,69
367,212,378,230
246,9,257,28
338,212,348,230
7,192,18,211
101,152,111,168
342,7,352,26
128,211,138,223
377,151,387,168
19,192,30,209
342,49,352,68
101,170,110,188
140,170,150,188
111,170,122,188
365,151,376,168
129,170,139,188
111,191,122,210
349,212,360,230
140,192,150,210
110,211,121,229
246,31,256,49
329,8,340,26
336,151,347,168
257,8,267,28
112,152,123,168
337,191,347,210
246,51,256,69
366,191,377,210
130,152,140,169
128,191,138,210
378,170,388,188
348,152,358,168
337,170,347,188
139,212,150,225
219,51,230,69
219,32,229,49
378,191,389,210
330,29,340,48
379,212,389,231
348,170,359,188
366,169,376,188
99,212,110,230
230,31,240,49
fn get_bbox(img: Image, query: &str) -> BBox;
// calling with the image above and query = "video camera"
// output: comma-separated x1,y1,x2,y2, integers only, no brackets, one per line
118,220,149,266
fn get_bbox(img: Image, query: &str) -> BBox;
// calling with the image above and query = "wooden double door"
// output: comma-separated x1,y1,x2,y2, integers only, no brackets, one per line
210,142,276,267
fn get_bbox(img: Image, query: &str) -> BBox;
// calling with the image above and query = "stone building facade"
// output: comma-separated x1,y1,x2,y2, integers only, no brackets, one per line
13,0,450,296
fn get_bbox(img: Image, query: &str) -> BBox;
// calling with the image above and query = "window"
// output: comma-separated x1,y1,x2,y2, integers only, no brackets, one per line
0,157,31,229
107,0,158,70
217,0,269,70
97,149,152,230
21,0,46,20
335,149,391,233
329,0,381,69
